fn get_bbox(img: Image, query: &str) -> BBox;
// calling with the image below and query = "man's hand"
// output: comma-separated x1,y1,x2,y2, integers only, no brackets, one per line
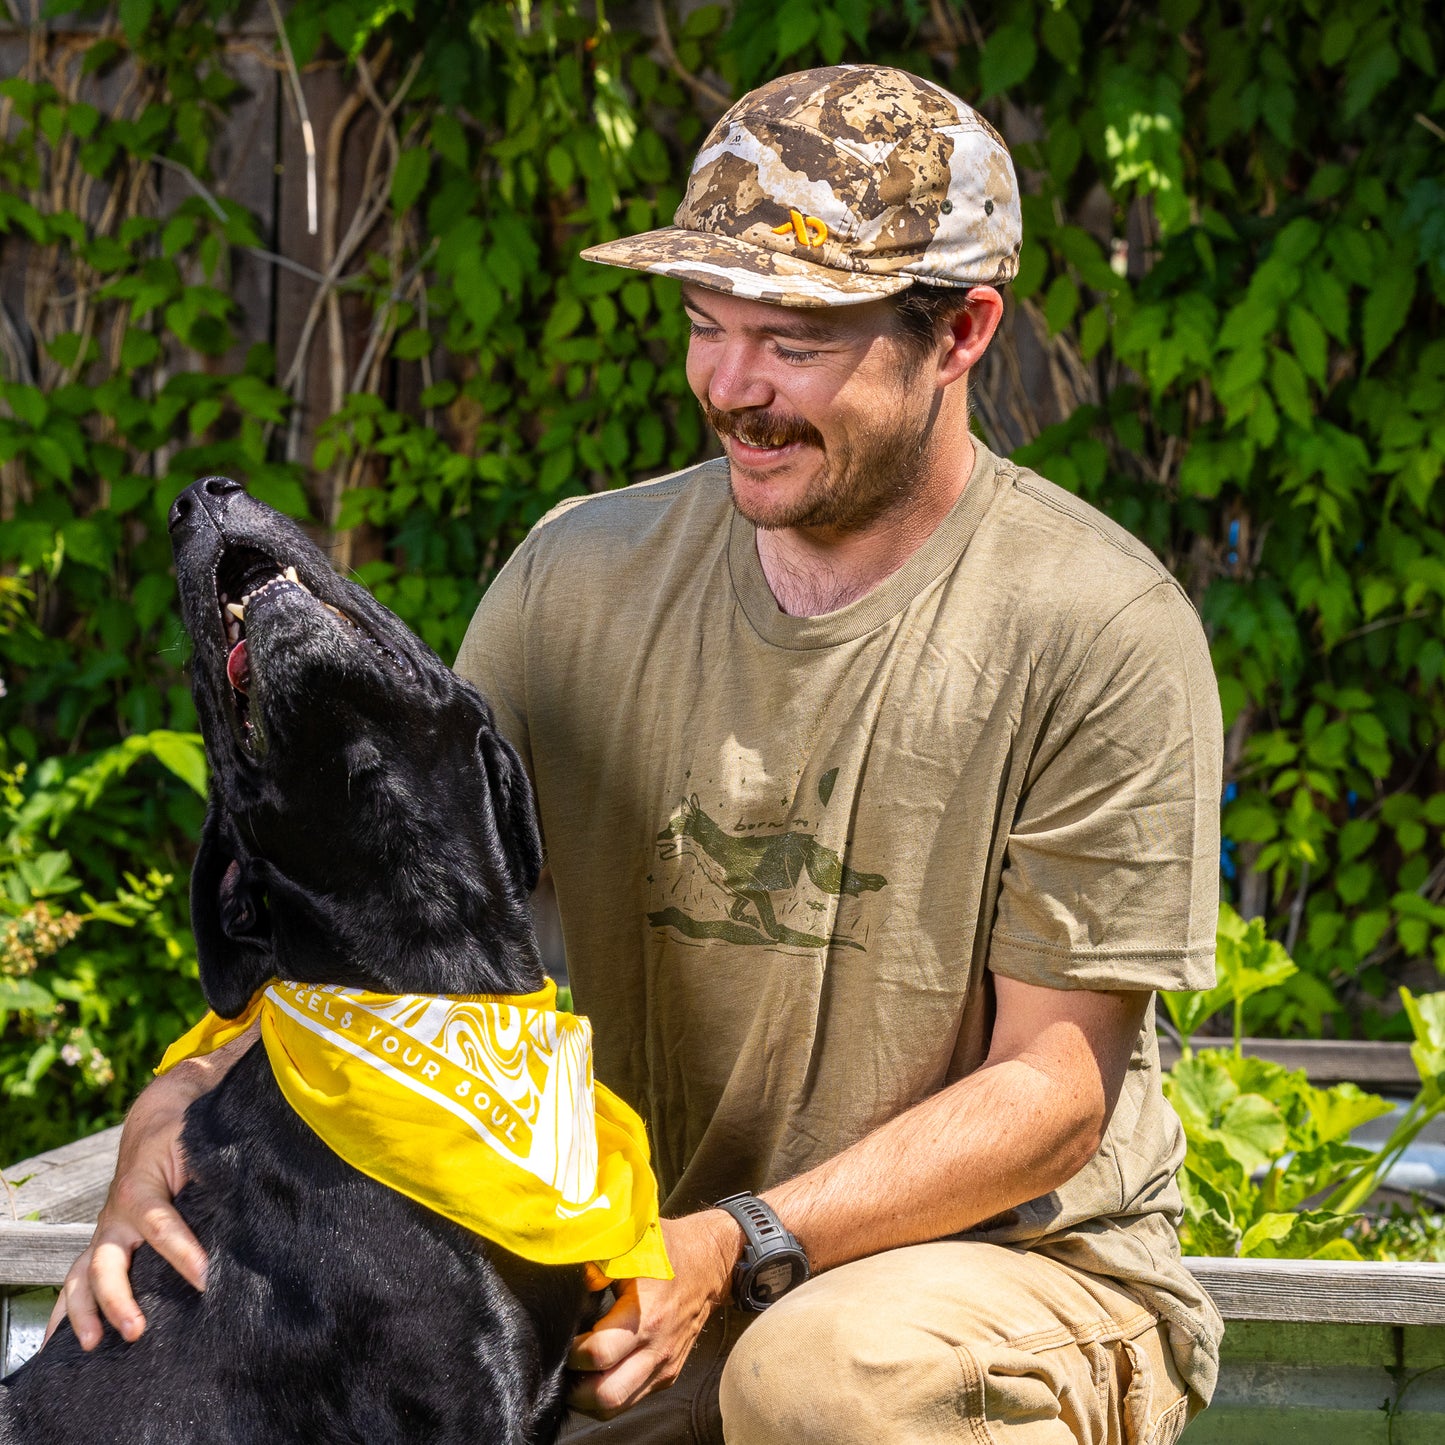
566,1210,742,1420
45,1022,259,1351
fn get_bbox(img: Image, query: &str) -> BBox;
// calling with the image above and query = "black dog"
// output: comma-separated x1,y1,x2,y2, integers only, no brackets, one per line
1,477,589,1444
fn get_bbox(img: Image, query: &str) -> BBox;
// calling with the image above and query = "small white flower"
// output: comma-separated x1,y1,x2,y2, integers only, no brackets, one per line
60,1043,82,1066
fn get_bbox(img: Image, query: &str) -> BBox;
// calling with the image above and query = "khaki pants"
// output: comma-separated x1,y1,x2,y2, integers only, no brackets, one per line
561,1241,1197,1445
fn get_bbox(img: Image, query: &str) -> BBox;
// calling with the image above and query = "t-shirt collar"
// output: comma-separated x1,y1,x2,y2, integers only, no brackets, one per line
727,438,1006,649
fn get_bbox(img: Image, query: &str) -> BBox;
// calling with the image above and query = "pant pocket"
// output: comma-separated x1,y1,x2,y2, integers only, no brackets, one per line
1118,1330,1191,1445
979,1343,1070,1427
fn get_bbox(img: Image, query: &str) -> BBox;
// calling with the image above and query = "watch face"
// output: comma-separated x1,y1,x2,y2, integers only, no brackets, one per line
752,1256,805,1305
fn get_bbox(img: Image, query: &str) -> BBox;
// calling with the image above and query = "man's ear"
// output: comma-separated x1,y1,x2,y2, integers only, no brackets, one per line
476,725,543,897
191,803,276,1018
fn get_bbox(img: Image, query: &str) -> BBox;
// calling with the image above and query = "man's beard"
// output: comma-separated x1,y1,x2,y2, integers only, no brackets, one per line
702,398,934,534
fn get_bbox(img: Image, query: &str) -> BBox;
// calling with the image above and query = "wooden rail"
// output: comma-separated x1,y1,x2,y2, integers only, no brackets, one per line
1186,1256,1445,1324
6,1213,1445,1319
1157,1037,1419,1091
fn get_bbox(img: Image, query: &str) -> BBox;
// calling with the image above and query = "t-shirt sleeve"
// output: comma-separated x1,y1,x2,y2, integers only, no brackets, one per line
453,539,534,787
987,580,1222,993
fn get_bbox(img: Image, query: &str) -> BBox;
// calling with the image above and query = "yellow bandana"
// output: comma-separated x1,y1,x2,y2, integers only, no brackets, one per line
158,978,671,1281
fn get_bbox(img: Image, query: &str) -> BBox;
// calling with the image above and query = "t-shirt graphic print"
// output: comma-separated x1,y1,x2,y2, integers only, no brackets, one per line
649,783,889,955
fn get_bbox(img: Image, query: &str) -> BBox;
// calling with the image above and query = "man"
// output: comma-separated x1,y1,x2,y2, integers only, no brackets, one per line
58,65,1222,1444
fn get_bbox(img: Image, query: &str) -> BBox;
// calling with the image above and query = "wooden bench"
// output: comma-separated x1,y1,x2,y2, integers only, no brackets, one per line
5,1128,1445,1437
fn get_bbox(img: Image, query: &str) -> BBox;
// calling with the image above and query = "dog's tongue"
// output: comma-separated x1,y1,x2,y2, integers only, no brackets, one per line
227,639,250,694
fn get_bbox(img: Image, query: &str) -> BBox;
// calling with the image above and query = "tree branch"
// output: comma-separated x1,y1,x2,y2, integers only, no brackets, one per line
650,0,730,112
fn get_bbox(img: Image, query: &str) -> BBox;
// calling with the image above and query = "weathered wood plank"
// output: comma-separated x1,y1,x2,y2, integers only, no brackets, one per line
0,1224,93,1287
1159,1037,1418,1091
1185,1257,1445,1324
2,1126,121,1224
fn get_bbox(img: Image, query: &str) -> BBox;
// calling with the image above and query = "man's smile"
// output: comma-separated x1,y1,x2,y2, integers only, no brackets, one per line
724,435,810,470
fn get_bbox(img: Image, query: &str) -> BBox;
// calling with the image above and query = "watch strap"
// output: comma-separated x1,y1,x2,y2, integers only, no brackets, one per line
714,1192,792,1253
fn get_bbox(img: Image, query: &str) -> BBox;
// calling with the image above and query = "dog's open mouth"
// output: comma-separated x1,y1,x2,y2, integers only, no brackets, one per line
212,544,416,747
215,545,357,738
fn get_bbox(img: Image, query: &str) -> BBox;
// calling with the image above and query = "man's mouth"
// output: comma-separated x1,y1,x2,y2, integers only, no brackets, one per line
725,436,805,467
702,401,823,464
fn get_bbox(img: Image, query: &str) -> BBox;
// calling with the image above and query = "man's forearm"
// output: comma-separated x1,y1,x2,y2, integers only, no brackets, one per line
759,1052,1102,1273
126,1020,259,1134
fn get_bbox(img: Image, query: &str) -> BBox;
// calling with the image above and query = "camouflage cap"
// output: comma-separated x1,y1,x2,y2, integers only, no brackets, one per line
581,65,1021,308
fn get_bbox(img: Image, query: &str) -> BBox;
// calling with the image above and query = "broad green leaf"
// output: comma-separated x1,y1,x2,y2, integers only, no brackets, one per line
1303,1082,1395,1144
1274,1140,1376,1210
1180,1134,1250,1200
980,26,1038,99
773,0,818,59
1401,988,1445,1100
1040,9,1081,70
17,849,80,897
1179,1169,1241,1257
1161,984,1230,1041
1362,262,1417,368
390,148,429,212
1216,904,1297,1007
1241,1210,1360,1260
29,430,73,482
1217,1093,1288,1173
0,976,57,1016
118,0,153,43
1270,349,1311,426
1043,274,1078,335
145,731,208,797
1164,1051,1237,1132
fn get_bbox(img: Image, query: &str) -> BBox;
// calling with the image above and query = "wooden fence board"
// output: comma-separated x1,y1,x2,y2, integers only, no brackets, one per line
0,1224,92,1287
1158,1037,1419,1091
2,1126,121,1225
1183,1257,1445,1325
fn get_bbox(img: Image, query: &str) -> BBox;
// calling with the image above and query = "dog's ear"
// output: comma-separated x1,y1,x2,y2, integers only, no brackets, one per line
191,802,276,1018
476,726,543,897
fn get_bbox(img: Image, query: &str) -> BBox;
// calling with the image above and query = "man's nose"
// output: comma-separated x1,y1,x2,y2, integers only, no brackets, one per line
700,340,774,413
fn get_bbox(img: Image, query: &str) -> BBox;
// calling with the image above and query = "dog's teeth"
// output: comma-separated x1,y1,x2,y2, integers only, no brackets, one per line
285,566,299,584
227,602,245,621
323,603,345,619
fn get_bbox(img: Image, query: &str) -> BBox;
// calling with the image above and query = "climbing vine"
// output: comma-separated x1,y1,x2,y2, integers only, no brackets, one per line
0,0,1443,1153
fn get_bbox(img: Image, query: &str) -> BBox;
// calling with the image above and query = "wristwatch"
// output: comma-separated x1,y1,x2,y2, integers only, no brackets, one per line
713,1192,811,1312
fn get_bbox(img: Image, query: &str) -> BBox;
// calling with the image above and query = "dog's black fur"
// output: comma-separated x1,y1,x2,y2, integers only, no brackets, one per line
0,477,589,1444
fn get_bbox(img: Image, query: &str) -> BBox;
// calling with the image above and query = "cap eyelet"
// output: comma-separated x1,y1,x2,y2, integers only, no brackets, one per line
984,199,994,215
940,200,953,214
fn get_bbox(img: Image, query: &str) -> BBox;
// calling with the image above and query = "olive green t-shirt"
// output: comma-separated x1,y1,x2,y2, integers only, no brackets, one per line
455,441,1226,1402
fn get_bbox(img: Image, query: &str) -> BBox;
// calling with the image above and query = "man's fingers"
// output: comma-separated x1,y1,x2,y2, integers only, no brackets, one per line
88,1237,147,1343
135,1199,208,1293
569,1323,637,1374
44,1271,83,1347
567,1286,640,1371
567,1348,667,1420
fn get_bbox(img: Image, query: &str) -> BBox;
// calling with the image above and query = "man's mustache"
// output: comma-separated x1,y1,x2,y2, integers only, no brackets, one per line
701,401,823,451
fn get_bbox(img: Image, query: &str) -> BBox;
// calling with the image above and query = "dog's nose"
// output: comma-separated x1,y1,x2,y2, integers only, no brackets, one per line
170,476,244,532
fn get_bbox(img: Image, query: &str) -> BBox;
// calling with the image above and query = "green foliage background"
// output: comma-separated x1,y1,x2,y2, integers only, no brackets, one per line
1,0,1443,1158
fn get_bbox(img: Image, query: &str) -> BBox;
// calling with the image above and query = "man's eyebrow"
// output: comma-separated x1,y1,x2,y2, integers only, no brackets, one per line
682,292,844,344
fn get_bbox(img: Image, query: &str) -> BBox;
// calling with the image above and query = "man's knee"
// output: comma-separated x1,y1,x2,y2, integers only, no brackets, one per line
718,1277,965,1445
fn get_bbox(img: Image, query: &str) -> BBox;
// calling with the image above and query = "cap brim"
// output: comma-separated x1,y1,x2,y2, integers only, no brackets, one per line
581,228,911,308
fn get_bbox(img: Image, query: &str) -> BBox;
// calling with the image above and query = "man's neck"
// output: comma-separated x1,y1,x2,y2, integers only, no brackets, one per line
756,432,977,618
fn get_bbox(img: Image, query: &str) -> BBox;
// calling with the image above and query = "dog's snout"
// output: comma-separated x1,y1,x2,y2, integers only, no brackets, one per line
170,476,244,534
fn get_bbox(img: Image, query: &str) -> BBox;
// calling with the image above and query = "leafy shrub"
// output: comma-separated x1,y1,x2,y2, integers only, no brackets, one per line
0,736,205,1161
1164,906,1445,1260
